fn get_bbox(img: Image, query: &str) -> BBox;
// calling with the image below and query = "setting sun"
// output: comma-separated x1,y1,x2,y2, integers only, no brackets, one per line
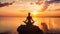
31,11,38,15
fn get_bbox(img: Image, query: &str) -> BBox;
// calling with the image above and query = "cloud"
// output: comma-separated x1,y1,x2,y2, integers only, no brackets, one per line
42,0,60,11
35,0,60,12
52,0,60,2
0,1,15,7
55,9,60,11
52,8,60,11
47,0,60,3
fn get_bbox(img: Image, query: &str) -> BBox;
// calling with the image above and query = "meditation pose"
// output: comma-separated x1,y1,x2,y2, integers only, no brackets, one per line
24,12,34,25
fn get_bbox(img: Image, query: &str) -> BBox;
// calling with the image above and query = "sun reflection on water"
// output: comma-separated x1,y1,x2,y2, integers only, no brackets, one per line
33,17,37,25
32,17,56,30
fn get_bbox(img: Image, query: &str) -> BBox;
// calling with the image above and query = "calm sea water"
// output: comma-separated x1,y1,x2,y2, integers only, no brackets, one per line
0,17,60,34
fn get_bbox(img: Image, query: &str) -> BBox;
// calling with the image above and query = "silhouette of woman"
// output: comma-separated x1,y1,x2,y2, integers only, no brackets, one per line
24,12,34,25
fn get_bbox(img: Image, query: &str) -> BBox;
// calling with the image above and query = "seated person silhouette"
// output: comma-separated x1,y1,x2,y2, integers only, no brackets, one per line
24,12,34,25
17,13,43,34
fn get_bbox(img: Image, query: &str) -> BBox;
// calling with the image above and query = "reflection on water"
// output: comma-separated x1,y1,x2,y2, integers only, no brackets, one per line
0,17,60,34
33,17,56,30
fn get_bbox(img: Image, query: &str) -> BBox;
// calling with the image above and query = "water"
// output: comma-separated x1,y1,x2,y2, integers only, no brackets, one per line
0,17,60,34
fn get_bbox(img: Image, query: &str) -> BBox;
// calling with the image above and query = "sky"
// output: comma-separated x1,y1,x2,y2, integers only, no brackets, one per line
0,0,60,17
0,0,60,33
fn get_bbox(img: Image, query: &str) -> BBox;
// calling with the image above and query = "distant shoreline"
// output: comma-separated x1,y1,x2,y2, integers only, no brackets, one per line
0,16,60,18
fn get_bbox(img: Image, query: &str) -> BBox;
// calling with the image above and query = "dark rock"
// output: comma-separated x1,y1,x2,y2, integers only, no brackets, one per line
17,25,43,34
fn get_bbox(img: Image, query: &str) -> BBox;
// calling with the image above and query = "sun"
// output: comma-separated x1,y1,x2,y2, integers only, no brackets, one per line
31,11,38,15
33,12,37,15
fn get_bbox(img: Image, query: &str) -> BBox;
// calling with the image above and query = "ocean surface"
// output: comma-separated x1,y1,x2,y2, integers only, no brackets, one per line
0,17,60,34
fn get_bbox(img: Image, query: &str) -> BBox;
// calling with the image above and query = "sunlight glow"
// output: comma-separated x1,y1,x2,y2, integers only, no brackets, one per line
27,3,41,11
31,11,38,15
33,17,37,25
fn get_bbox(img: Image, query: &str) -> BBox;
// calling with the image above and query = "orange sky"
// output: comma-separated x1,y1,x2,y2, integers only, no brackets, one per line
0,0,60,17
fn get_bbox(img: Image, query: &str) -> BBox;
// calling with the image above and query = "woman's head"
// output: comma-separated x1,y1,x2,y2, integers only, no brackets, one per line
28,12,30,16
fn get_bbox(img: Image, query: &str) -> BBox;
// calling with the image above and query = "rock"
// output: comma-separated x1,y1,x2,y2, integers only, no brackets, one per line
17,25,43,34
